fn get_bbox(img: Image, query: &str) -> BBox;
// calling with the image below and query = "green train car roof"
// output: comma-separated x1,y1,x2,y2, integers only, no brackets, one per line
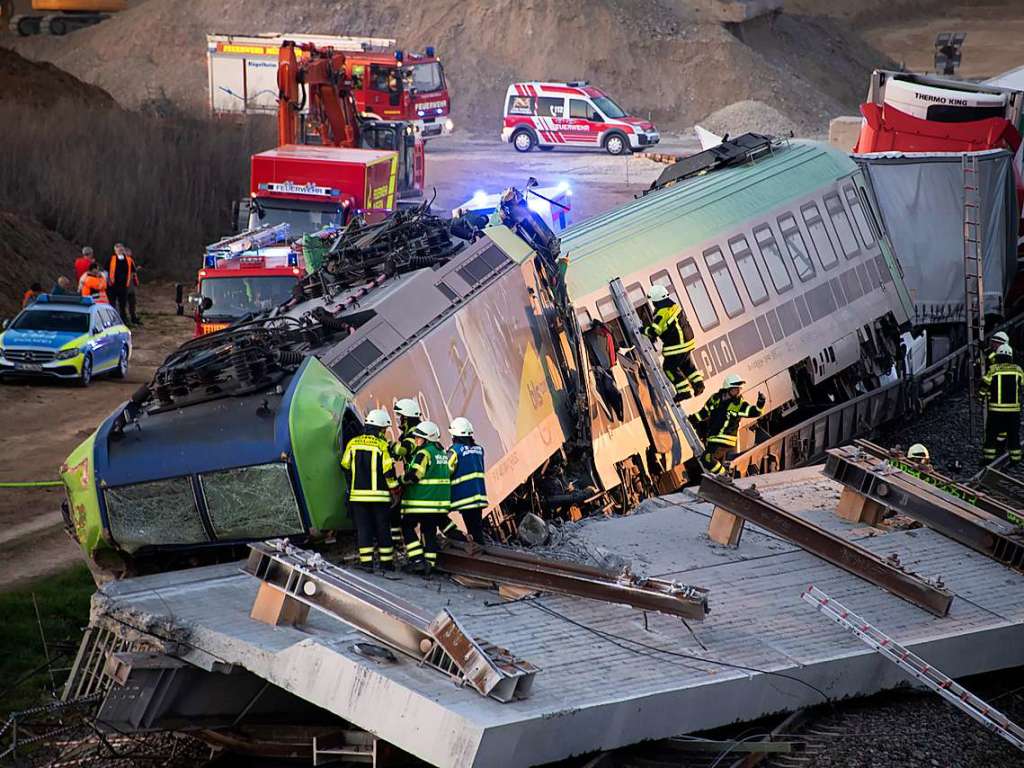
558,140,859,301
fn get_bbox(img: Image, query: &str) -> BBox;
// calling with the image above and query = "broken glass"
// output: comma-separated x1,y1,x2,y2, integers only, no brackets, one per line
105,477,209,553
201,463,304,540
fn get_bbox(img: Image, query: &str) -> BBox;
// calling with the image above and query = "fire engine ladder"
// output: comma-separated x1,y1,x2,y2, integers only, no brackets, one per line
802,585,1024,753
609,278,704,467
962,153,986,440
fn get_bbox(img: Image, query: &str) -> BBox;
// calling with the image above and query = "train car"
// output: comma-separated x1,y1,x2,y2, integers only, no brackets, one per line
59,137,913,577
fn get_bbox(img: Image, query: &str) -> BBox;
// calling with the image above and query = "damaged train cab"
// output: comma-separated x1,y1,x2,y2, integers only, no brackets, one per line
59,136,913,577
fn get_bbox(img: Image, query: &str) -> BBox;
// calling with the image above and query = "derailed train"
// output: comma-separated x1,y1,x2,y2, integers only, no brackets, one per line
60,136,913,576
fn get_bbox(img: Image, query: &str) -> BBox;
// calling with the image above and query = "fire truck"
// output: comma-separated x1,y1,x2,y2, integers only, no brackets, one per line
180,224,307,336
239,40,424,234
206,33,453,139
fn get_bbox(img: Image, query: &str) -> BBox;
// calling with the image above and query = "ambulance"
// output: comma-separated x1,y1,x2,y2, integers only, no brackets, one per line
501,81,659,155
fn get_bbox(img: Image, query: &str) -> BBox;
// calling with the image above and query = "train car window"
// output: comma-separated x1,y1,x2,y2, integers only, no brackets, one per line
845,184,877,247
702,247,744,318
677,258,719,331
597,296,617,322
753,225,793,294
824,192,859,257
777,214,816,281
800,202,839,270
728,235,768,306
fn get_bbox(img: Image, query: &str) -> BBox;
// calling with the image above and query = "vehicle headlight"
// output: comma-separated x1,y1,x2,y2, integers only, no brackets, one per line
55,347,81,360
444,118,454,132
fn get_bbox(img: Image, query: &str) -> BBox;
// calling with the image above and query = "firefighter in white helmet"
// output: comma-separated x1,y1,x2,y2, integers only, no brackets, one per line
340,409,400,571
980,343,1023,466
400,420,451,573
643,284,704,402
388,397,422,549
984,331,1011,371
690,373,765,475
906,443,931,466
445,417,488,544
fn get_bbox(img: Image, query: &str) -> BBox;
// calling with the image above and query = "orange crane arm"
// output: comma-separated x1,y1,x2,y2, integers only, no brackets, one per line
277,41,361,149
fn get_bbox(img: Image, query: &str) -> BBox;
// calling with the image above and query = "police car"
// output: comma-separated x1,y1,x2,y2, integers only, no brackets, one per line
0,295,132,386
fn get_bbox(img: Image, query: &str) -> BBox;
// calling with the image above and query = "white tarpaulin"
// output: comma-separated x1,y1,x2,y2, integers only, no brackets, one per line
855,149,1018,325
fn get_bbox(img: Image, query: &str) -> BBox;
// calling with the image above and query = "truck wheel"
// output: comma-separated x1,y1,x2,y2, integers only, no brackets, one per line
512,129,536,153
604,133,629,156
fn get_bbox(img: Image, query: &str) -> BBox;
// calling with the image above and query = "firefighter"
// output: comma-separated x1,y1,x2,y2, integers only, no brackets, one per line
340,409,400,572
691,373,765,475
643,285,704,401
389,397,422,548
979,343,1023,466
446,417,488,544
983,332,1011,370
906,443,931,467
400,421,451,574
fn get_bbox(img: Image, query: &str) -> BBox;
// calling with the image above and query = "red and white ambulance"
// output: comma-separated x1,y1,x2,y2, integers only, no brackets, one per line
501,81,659,155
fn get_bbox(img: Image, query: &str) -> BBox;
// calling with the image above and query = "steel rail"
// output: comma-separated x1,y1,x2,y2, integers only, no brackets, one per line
698,474,954,617
436,540,710,620
823,446,1024,573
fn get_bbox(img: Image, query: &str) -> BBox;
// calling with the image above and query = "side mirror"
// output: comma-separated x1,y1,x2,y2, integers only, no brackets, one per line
1,318,8,330
201,297,214,311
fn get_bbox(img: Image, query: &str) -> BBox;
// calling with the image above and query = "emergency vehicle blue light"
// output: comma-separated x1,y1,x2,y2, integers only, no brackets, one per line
204,254,217,268
435,108,443,114
394,50,404,62
288,252,298,267
426,46,435,57
35,294,93,306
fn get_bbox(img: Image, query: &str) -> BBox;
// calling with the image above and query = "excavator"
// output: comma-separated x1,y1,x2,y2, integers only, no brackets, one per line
276,39,424,198
3,0,124,36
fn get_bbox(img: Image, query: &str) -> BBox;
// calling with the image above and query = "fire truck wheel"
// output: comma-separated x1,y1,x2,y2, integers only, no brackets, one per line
603,133,630,156
512,129,536,153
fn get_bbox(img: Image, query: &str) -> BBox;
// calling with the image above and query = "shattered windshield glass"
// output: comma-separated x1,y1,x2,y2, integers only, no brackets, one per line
106,477,209,553
201,464,304,540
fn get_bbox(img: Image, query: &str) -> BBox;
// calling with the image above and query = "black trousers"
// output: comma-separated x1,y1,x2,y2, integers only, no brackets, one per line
402,513,447,564
127,288,139,322
108,286,129,322
351,501,393,565
458,507,486,544
984,411,1021,464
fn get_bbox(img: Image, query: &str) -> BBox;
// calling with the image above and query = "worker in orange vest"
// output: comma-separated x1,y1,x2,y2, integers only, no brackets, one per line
108,244,134,322
80,262,109,303
22,282,43,308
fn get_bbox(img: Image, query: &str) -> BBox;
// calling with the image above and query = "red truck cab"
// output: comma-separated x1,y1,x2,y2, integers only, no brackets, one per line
345,48,452,138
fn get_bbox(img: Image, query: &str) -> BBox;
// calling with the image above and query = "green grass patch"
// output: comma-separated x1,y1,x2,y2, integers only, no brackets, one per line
0,566,95,715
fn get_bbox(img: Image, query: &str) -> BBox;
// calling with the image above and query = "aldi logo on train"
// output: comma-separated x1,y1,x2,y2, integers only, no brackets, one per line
501,81,659,156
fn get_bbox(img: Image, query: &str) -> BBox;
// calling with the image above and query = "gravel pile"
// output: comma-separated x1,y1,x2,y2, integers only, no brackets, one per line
698,99,804,139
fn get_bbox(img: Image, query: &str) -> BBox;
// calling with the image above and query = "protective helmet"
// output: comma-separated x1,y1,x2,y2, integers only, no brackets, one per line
647,284,670,303
413,420,441,442
991,331,1010,345
449,417,474,437
723,373,746,389
997,343,1014,358
907,443,930,461
394,398,422,419
365,408,391,428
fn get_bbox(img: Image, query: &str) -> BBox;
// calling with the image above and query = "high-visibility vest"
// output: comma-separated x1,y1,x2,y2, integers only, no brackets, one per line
389,423,418,461
401,442,451,514
644,301,695,357
109,254,134,288
695,391,764,448
340,433,398,503
981,362,1024,413
449,441,488,511
80,275,108,303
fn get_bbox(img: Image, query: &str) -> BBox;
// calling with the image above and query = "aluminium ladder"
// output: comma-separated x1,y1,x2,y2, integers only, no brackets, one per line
802,585,1024,753
962,153,986,440
609,278,704,466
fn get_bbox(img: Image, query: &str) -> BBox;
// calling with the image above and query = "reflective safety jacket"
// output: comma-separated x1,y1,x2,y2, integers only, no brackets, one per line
109,254,134,289
80,275,108,303
981,362,1024,413
448,440,488,511
340,433,399,503
644,300,695,358
389,421,418,462
693,391,764,447
401,441,451,514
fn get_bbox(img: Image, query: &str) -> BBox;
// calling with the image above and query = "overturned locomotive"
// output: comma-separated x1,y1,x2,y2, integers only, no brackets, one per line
60,137,913,577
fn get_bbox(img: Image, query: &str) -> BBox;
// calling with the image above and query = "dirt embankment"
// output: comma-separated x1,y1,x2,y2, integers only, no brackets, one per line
0,44,117,109
11,0,897,135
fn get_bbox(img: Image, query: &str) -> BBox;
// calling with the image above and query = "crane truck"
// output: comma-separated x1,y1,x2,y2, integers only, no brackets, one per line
5,0,124,35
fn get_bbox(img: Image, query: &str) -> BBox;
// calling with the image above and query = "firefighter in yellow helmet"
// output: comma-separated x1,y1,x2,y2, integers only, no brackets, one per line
643,284,704,402
340,409,400,572
980,343,1023,466
691,373,765,475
